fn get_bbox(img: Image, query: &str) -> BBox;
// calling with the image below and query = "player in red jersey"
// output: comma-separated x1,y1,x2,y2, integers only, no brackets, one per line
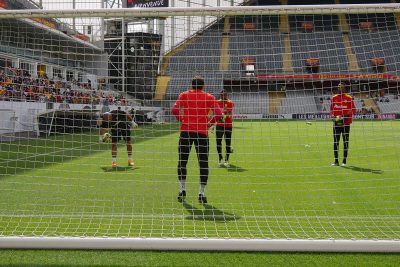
330,82,356,166
211,90,235,167
171,76,222,204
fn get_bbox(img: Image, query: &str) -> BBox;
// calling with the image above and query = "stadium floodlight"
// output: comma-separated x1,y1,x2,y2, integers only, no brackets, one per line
0,3,400,252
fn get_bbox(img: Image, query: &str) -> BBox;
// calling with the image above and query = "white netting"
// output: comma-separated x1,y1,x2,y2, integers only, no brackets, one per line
0,2,399,250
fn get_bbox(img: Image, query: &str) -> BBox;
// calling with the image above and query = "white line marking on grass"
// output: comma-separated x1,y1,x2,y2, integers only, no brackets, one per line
1,214,400,220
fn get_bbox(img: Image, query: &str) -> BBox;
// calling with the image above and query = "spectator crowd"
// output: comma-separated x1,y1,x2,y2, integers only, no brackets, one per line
0,67,127,106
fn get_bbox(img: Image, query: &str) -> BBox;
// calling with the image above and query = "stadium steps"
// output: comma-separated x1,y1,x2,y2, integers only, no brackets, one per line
280,0,290,34
280,0,293,72
354,92,369,99
154,76,171,100
336,0,350,33
338,14,350,33
395,12,400,31
282,35,294,72
390,0,400,31
337,0,357,76
342,33,360,71
354,92,381,114
268,91,286,114
363,98,381,114
376,95,400,113
159,36,199,75
219,17,231,71
280,15,289,34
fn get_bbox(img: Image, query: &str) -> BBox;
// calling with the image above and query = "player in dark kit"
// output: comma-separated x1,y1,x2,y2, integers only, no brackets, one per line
99,107,137,167
171,76,222,204
210,90,235,168
330,82,356,167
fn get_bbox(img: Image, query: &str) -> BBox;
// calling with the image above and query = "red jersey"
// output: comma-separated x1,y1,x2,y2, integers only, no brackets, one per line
330,93,356,125
172,89,222,136
216,99,234,128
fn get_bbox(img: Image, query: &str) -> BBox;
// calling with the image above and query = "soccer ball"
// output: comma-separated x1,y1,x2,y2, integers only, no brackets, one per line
102,132,112,143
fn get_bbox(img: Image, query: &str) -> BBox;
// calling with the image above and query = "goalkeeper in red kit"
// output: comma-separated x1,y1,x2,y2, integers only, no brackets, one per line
330,82,356,166
209,90,235,168
172,76,222,204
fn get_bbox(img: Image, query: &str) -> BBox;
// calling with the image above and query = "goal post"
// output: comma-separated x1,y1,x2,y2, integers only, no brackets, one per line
0,3,400,252
1,237,400,252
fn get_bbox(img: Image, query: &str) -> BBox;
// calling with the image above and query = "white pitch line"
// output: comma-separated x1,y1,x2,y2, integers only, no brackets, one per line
0,214,400,220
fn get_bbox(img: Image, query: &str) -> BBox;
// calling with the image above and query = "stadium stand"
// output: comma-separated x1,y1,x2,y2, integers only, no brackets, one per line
279,90,318,114
346,12,397,31
166,72,225,98
375,95,400,113
230,92,269,115
349,30,400,72
167,32,222,73
229,15,280,32
288,14,339,32
0,67,128,105
161,1,400,120
290,32,349,73
316,95,332,113
341,0,396,30
229,32,284,73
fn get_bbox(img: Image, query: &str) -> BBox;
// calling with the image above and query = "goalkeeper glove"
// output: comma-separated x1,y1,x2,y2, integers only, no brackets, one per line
334,116,344,126
131,121,138,128
102,132,112,143
209,124,215,133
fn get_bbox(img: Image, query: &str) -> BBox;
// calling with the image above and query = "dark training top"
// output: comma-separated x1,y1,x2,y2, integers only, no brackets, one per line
104,109,131,129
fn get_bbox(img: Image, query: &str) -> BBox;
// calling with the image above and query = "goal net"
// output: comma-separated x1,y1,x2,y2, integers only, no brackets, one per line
0,2,399,252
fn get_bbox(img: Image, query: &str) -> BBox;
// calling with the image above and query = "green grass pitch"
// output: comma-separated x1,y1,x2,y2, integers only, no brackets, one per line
0,120,399,241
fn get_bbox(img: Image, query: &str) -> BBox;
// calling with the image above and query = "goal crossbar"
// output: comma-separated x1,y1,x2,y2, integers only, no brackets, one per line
0,4,400,19
0,237,399,252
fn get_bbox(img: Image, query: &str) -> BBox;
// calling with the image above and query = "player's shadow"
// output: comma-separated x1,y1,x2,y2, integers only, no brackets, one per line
223,164,247,172
101,166,138,172
341,165,383,174
183,202,240,222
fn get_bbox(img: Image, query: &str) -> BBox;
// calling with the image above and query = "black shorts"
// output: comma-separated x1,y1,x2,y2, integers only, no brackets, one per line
216,125,232,137
111,128,131,143
333,124,350,139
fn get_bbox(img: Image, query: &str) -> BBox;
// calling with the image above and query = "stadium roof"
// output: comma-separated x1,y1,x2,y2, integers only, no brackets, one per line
21,18,102,51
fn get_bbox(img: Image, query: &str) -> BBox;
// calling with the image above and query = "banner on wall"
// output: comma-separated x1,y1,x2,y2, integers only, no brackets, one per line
233,114,263,120
292,113,332,120
127,0,168,8
292,113,399,120
256,73,400,81
377,113,397,120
